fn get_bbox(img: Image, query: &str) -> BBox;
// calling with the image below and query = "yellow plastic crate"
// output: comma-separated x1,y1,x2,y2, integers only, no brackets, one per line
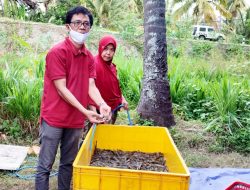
73,124,190,190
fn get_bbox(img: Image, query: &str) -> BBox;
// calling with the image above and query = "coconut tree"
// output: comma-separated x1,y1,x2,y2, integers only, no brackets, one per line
172,0,231,27
81,0,129,28
137,0,175,127
2,0,38,18
228,0,247,32
228,0,247,17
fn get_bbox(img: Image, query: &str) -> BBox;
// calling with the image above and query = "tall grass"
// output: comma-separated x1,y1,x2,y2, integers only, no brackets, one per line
167,54,250,153
114,47,143,108
0,53,44,137
208,77,241,132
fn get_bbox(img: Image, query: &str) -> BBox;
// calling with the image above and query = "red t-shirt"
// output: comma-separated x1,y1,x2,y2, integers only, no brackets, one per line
40,37,96,128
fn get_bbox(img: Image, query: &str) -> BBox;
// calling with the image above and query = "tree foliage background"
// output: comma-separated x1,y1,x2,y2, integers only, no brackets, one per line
0,0,250,43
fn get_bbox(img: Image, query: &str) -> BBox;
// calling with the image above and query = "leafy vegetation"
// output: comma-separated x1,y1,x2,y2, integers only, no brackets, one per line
172,0,231,27
114,48,142,107
0,25,249,152
1,0,250,43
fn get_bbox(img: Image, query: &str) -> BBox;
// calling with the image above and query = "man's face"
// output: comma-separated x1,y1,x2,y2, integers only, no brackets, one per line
67,13,90,34
101,44,115,62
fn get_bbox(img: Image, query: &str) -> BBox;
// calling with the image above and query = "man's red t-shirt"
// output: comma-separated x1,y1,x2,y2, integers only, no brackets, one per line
40,37,96,128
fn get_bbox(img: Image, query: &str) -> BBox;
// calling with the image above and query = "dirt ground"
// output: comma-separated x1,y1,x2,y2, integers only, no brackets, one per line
171,117,250,168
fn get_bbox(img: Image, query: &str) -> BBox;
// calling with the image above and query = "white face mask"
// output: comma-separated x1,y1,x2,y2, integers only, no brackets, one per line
69,27,89,45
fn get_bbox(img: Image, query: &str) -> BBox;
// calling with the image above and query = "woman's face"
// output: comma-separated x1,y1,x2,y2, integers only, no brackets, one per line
101,44,115,62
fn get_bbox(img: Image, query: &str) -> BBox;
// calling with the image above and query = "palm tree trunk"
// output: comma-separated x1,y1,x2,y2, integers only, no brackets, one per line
137,0,175,127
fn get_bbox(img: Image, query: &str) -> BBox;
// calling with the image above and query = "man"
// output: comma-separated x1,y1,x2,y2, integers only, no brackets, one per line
35,6,111,190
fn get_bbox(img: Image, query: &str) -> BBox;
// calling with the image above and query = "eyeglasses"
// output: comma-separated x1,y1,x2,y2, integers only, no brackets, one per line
70,20,90,28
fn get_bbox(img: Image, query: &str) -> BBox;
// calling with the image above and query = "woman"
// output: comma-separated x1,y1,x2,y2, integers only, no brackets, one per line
89,35,128,124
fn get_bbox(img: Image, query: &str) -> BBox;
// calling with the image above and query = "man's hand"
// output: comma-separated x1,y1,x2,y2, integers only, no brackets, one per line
122,97,129,110
99,102,111,121
85,110,106,123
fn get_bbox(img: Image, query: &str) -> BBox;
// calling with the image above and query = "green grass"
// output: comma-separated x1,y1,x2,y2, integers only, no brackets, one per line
114,47,143,108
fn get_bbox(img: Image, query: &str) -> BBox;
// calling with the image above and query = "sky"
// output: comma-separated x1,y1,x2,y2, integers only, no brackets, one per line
246,0,250,7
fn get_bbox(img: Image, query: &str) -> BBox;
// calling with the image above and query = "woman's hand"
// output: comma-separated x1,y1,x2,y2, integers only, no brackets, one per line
122,97,129,110
85,110,106,123
99,102,111,121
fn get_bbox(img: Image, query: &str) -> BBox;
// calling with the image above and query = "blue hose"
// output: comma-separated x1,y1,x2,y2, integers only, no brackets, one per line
112,104,133,126
89,123,97,152
9,157,58,180
126,109,133,126
13,166,58,180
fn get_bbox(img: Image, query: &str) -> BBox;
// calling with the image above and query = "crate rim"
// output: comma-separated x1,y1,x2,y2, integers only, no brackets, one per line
74,125,190,176
73,165,190,177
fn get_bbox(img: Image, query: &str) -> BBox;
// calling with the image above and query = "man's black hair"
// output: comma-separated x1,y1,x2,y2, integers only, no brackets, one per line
65,6,93,27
